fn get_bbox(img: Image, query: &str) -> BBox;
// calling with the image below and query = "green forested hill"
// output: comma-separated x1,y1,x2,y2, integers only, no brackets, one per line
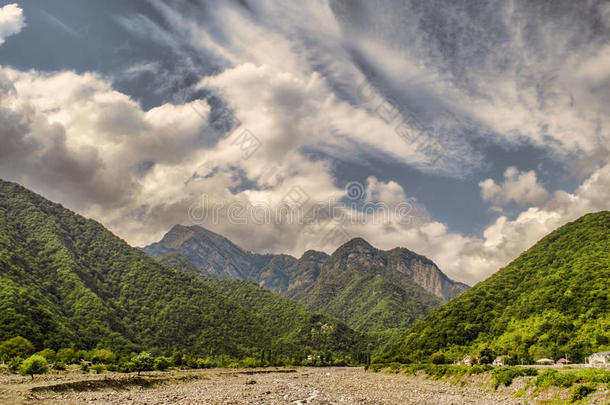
389,212,610,363
0,180,363,358
300,238,445,332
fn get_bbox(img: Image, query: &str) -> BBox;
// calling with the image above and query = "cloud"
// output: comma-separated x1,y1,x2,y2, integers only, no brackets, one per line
0,3,25,45
479,167,550,209
1,0,610,287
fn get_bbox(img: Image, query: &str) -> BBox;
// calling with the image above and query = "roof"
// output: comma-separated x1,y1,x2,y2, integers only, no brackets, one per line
536,358,554,362
591,351,610,356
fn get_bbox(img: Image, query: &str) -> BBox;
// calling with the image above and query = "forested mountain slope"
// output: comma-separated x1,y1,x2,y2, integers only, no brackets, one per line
389,212,610,363
0,180,363,358
144,226,468,332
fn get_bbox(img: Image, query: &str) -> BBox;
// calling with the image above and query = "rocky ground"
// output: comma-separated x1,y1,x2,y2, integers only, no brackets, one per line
0,367,608,404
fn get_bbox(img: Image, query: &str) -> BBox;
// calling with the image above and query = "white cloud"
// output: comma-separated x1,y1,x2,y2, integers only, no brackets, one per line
0,3,24,45
479,167,550,209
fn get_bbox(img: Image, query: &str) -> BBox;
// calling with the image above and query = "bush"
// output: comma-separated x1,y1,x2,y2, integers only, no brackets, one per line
491,367,538,389
430,352,447,364
92,364,105,374
80,363,90,374
118,361,135,373
132,352,154,375
35,348,56,363
536,369,576,388
8,357,23,373
56,348,78,364
19,355,48,379
240,357,259,368
0,337,35,361
89,349,116,364
478,347,495,365
171,351,183,367
570,385,596,402
52,362,67,371
154,356,170,371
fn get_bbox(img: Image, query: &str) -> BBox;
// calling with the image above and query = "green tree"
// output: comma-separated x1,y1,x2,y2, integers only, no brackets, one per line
56,348,78,364
35,348,56,363
89,349,115,364
19,355,48,379
154,356,170,371
430,352,448,364
479,347,495,364
132,352,154,375
0,337,35,361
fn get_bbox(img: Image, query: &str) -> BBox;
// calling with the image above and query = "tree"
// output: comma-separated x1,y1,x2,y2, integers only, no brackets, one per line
56,348,78,364
479,347,495,364
154,356,170,371
0,337,35,361
132,352,154,375
430,352,448,364
19,355,48,379
35,348,56,363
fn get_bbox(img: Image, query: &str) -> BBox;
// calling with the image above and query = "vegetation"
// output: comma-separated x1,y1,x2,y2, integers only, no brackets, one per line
367,363,610,397
299,239,445,333
19,355,48,379
570,384,596,402
0,180,365,362
0,336,34,361
388,212,610,363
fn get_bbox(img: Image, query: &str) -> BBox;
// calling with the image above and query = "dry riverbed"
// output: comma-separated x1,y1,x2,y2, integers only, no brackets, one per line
0,366,608,404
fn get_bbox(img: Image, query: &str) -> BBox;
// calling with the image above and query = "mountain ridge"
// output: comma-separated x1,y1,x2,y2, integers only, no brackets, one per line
0,179,364,358
388,211,610,363
143,224,469,332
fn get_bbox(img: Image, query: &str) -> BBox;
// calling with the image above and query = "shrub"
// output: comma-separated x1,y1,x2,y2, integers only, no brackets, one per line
92,364,105,374
0,337,35,361
56,348,78,364
89,349,116,364
80,363,90,374
154,356,170,371
536,369,576,388
52,362,66,371
430,352,447,364
118,361,135,373
132,352,154,375
491,367,538,389
478,347,495,365
171,351,183,367
8,357,23,373
35,348,56,363
19,355,48,379
240,357,259,368
570,385,596,402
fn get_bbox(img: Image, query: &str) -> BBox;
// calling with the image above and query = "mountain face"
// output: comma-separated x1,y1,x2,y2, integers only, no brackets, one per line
0,180,363,357
144,226,468,331
388,211,610,363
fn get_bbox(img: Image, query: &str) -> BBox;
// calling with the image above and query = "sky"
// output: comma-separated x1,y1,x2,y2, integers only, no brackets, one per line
0,0,609,285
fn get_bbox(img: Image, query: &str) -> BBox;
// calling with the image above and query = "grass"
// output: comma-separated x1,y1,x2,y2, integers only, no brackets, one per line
367,363,610,401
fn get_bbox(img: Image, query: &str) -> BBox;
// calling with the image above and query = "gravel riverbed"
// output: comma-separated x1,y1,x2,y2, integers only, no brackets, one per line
0,367,534,404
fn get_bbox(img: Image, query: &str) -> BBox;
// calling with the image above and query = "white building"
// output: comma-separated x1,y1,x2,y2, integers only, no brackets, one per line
587,352,610,367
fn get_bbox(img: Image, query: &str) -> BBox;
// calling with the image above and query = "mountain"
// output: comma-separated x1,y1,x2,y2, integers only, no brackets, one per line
0,179,363,358
144,225,468,332
299,238,447,331
142,225,298,290
388,211,610,363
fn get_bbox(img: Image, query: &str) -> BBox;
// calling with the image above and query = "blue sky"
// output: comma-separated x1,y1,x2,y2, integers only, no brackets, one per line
0,0,609,284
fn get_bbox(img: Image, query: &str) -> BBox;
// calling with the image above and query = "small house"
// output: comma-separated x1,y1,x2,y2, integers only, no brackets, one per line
79,359,93,366
492,356,505,366
556,358,572,365
587,352,610,367
458,355,479,366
